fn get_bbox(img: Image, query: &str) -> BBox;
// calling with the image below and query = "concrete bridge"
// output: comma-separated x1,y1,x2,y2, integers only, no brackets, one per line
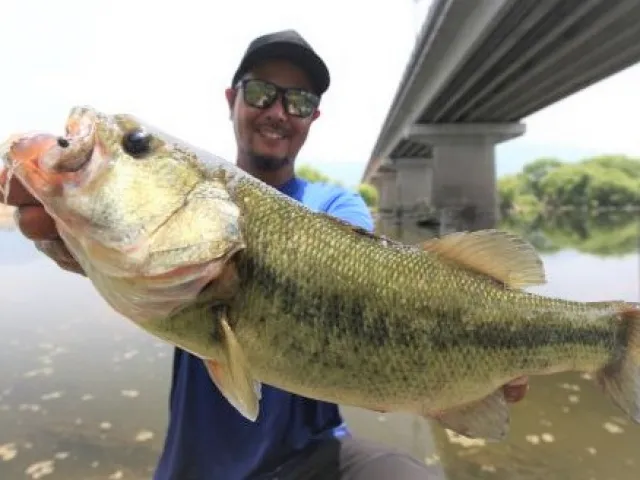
362,0,640,229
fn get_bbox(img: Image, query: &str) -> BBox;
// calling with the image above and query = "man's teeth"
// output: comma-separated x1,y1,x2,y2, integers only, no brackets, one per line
259,128,284,139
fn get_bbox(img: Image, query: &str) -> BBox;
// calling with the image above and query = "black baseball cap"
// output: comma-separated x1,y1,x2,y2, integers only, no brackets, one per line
231,29,330,96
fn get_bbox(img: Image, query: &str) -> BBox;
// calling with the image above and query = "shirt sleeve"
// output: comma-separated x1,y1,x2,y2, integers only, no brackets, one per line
322,189,375,233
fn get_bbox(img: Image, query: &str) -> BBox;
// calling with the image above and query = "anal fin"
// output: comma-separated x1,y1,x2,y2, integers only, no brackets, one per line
203,310,262,422
433,389,510,442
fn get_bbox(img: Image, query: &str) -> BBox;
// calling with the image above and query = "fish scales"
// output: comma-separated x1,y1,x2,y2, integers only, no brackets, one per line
199,177,619,411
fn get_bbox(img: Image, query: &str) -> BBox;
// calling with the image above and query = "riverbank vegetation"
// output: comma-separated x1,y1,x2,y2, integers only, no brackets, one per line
498,155,640,217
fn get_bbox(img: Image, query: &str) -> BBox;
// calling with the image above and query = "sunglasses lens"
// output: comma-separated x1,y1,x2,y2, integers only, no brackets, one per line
243,80,277,108
284,90,319,118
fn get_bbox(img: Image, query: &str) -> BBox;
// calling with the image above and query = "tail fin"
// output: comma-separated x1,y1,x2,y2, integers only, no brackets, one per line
597,305,640,423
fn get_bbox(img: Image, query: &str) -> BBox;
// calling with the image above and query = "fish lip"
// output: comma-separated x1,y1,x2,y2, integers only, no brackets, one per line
40,109,97,174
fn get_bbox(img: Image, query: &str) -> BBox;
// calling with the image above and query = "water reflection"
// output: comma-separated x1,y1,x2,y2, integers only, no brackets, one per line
501,210,640,257
1,210,639,479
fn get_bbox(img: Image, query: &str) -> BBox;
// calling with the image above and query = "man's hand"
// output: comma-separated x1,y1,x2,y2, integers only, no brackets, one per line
503,376,529,403
0,170,85,275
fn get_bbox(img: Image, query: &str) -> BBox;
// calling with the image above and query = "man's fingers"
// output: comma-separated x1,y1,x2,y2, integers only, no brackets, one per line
0,171,39,206
34,239,86,276
15,206,59,240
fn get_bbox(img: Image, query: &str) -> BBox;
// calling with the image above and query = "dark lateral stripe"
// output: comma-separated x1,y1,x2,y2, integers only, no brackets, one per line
236,253,617,358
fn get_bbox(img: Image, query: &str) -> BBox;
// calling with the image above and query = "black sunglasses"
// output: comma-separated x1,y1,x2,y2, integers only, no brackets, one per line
236,78,320,118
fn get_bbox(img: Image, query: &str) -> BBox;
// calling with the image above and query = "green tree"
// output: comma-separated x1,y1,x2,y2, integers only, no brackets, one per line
520,157,563,198
497,174,525,213
295,164,338,184
357,183,379,208
499,154,640,212
582,155,640,178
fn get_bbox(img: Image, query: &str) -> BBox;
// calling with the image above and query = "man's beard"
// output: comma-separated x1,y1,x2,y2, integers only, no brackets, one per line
248,153,291,172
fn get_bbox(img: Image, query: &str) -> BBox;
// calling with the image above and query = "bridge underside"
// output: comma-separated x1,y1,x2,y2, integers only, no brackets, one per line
364,0,640,230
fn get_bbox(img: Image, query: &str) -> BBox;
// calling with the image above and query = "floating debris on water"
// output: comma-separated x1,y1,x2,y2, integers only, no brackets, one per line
446,429,486,447
568,394,580,404
23,367,54,378
525,434,541,445
586,447,597,455
481,464,497,473
123,350,138,360
0,442,17,461
559,382,581,392
135,429,154,442
121,389,139,398
526,432,554,444
580,373,593,381
108,471,124,480
19,404,42,412
54,452,69,460
25,459,54,479
81,394,94,401
541,433,555,443
99,422,112,430
41,391,64,401
603,421,624,434
37,356,53,365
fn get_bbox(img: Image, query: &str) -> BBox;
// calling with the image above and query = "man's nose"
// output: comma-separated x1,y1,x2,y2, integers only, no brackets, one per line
264,94,287,120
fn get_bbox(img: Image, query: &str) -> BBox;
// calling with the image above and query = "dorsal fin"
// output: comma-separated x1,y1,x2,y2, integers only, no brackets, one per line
419,229,546,289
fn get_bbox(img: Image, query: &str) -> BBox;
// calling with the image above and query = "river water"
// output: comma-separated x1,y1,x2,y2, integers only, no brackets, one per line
1,211,639,479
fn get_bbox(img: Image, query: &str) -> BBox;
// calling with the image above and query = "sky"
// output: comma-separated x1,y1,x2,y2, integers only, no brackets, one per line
1,0,640,188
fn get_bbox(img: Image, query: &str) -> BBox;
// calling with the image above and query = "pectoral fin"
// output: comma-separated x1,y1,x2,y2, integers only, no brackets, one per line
203,315,262,422
433,389,510,442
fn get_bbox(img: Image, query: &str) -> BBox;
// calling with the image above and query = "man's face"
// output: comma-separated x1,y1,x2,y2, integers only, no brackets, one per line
226,59,321,173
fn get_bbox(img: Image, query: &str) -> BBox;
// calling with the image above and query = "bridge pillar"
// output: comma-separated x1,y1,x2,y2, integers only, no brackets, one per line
369,164,398,217
394,157,433,218
407,123,525,230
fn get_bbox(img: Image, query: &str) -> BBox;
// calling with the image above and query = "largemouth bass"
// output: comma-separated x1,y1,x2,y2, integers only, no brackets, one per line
2,106,640,442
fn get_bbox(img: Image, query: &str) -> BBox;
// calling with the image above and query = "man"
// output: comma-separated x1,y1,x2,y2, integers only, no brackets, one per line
1,29,529,479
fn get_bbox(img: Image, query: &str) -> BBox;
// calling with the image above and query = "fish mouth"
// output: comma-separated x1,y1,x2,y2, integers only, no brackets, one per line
0,107,99,200
38,107,97,173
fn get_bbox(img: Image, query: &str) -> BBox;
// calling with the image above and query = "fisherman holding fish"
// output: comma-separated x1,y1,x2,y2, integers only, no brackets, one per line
1,30,530,479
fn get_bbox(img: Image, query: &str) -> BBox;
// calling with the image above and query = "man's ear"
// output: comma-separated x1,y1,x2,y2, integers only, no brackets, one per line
225,88,237,118
311,109,321,122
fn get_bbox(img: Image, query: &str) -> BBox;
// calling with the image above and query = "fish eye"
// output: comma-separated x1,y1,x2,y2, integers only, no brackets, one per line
122,128,152,157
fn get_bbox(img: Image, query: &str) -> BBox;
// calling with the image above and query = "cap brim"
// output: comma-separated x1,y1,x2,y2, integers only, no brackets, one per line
232,42,330,96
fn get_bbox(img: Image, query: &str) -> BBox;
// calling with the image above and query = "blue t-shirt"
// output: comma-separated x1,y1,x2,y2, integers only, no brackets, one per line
153,176,374,480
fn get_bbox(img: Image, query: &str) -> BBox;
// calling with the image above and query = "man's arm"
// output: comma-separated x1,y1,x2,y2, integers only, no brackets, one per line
322,189,375,233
